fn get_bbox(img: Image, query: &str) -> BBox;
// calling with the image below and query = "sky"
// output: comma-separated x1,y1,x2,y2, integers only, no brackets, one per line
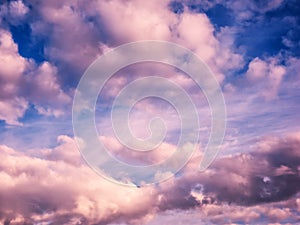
0,0,300,224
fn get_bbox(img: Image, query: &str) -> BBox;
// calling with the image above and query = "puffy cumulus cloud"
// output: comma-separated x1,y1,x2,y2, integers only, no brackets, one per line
97,0,244,82
0,97,28,126
0,132,299,224
90,0,174,44
173,13,243,81
34,135,83,166
26,0,106,84
22,61,72,118
246,56,286,100
0,0,29,24
27,0,167,84
0,0,244,128
24,62,71,107
0,28,71,124
0,137,157,225
0,28,30,125
0,29,28,97
7,0,29,19
22,0,243,86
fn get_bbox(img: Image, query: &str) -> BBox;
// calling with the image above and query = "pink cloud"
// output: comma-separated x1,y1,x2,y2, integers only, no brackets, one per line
246,56,286,100
8,0,29,18
100,135,178,165
0,28,71,124
25,62,71,106
0,132,299,224
0,97,28,126
90,0,173,44
0,137,157,225
0,29,29,125
30,0,244,89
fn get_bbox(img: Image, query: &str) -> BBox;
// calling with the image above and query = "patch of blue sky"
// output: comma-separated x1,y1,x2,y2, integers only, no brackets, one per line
205,4,235,28
168,1,185,14
184,0,300,67
224,94,300,155
236,1,299,58
0,105,73,150
9,22,46,63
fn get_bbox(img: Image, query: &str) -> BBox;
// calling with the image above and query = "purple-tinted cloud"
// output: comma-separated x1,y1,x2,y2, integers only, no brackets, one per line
0,133,299,224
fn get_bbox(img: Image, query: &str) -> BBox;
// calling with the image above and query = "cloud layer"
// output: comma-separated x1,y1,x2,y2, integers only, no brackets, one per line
0,133,299,224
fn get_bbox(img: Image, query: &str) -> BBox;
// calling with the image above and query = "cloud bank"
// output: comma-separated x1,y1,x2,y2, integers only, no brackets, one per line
0,133,299,224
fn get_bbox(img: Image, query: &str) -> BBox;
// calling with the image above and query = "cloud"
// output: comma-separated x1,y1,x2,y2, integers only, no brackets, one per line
0,97,28,126
0,132,299,224
28,0,106,84
0,28,30,125
185,133,300,205
147,199,298,225
221,0,284,22
0,137,157,225
245,56,286,100
1,0,246,130
0,27,71,124
148,133,300,224
91,0,173,44
0,0,29,25
8,0,29,18
24,62,71,107
0,29,28,96
20,0,244,86
99,135,177,166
